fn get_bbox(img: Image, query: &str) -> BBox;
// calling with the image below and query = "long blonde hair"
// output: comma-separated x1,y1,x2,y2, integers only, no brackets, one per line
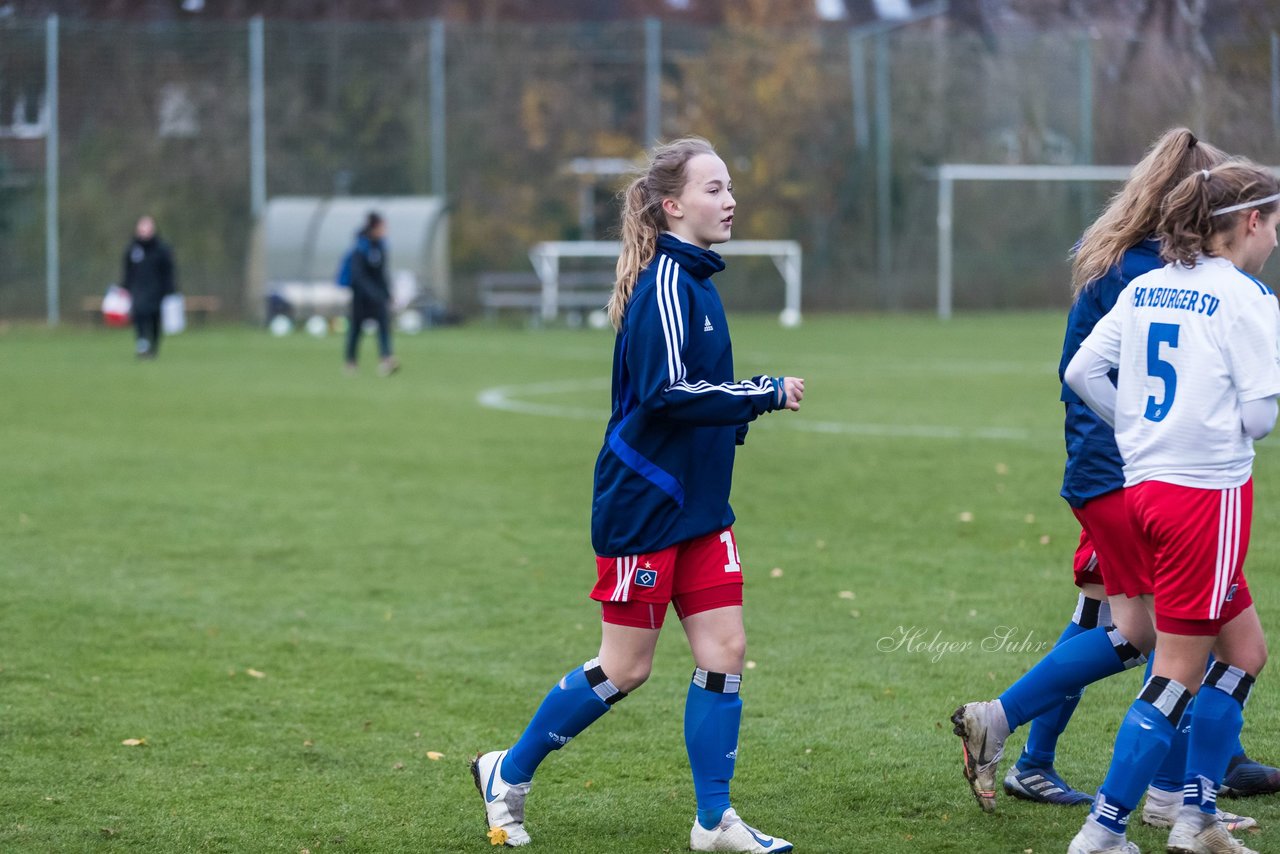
608,137,717,329
1158,160,1280,267
1070,128,1227,296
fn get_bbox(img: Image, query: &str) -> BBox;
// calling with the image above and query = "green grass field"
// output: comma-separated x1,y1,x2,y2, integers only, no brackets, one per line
3,313,1278,853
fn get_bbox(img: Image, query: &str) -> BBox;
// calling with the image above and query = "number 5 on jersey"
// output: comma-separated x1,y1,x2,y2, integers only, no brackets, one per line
1145,322,1179,422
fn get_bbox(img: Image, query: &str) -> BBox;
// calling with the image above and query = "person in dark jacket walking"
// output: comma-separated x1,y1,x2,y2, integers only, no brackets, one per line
470,137,803,853
121,215,176,359
344,212,399,376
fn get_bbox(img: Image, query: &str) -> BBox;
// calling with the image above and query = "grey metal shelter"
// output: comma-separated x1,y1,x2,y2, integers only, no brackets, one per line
245,196,449,321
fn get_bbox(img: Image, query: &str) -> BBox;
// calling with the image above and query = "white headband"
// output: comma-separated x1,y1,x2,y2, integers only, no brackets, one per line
1211,192,1280,217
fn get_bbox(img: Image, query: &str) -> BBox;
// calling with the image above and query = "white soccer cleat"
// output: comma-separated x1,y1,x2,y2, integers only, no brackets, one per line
689,808,793,852
951,701,1007,813
470,750,531,847
1166,810,1259,854
1142,790,1256,833
1067,829,1141,854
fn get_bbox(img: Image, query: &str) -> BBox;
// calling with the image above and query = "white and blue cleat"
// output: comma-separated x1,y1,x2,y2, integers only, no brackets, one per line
689,807,793,852
470,750,531,847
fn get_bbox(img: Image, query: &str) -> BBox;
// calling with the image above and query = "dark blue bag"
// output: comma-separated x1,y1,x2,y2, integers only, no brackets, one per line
336,248,355,287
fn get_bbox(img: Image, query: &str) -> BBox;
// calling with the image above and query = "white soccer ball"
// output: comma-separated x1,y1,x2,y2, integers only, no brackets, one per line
588,309,610,330
305,315,328,337
398,310,423,334
778,307,801,328
269,315,293,337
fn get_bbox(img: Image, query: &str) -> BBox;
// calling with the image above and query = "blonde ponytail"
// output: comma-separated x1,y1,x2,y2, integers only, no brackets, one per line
609,178,661,328
1070,128,1227,297
608,137,717,329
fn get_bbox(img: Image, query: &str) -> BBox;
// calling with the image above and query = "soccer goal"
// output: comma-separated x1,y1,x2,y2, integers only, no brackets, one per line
935,164,1134,319
526,240,803,325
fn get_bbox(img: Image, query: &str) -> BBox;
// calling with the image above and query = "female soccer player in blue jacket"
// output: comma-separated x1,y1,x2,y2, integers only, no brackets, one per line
472,137,804,852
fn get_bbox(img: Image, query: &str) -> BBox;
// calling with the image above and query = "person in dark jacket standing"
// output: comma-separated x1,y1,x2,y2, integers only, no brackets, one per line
344,212,399,376
121,215,176,359
471,137,803,853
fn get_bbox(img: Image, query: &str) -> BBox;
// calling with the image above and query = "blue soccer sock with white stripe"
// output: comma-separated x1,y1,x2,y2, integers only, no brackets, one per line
501,658,627,785
1089,676,1192,835
1184,662,1254,816
1020,594,1110,768
685,668,742,831
998,625,1145,731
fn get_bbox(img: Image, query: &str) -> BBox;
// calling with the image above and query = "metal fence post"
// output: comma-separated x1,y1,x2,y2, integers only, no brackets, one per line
644,17,661,145
45,14,59,325
249,16,266,219
430,18,446,198
848,30,869,152
1272,31,1279,134
1078,33,1094,223
874,31,893,309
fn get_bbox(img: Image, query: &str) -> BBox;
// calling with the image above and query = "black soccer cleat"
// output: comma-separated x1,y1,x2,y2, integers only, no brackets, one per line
1219,753,1280,798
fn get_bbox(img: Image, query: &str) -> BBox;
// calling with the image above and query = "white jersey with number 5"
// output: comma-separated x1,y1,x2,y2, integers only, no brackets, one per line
1079,254,1280,490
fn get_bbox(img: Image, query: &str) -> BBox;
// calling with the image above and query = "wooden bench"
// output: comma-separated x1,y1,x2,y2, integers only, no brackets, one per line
81,294,222,325
478,271,612,319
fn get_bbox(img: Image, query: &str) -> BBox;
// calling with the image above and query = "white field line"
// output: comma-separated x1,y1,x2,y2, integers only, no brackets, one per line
476,378,1037,441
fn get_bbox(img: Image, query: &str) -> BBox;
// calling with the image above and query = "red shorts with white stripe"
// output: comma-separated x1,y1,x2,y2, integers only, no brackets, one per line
1070,528,1105,589
591,526,745,629
1071,487,1152,597
1126,479,1254,636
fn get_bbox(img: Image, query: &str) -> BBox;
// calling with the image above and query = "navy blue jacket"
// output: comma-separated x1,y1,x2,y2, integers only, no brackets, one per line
1058,238,1162,507
121,236,176,314
591,234,781,557
350,235,390,307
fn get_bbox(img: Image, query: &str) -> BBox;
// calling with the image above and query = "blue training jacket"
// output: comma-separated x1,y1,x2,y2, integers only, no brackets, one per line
1057,238,1162,507
590,233,781,557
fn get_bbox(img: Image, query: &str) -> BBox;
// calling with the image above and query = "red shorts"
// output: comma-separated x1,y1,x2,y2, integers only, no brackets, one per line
1070,529,1104,589
591,526,746,629
1072,488,1152,598
1126,479,1254,636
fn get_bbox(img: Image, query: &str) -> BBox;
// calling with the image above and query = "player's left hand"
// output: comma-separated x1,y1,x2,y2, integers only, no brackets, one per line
780,376,805,411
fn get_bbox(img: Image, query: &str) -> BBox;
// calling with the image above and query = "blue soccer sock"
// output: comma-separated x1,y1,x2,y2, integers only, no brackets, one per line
1199,656,1245,758
1151,699,1193,792
1020,594,1110,768
1184,663,1254,816
501,657,627,784
1091,676,1192,835
999,625,1145,732
1201,656,1245,758
685,668,742,831
1212,655,1247,759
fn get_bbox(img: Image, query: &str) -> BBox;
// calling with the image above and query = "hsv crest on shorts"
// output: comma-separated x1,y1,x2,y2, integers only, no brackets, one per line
635,568,659,588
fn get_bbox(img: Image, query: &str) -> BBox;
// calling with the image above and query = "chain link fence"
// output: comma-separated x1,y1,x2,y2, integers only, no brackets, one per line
2,15,1278,321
